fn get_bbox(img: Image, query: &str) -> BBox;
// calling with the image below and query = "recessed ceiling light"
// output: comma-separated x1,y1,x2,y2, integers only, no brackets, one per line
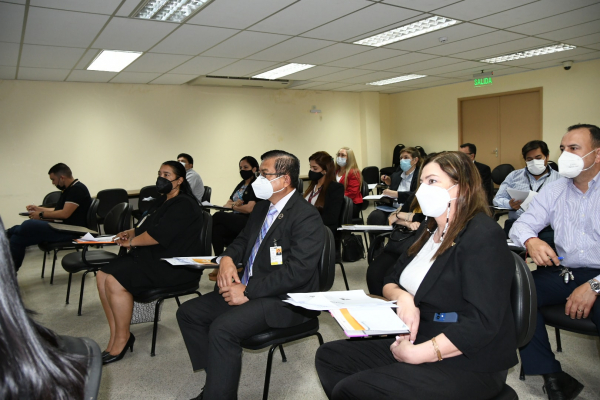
253,63,316,80
132,0,213,23
480,43,576,63
354,16,460,47
366,74,426,86
87,50,143,72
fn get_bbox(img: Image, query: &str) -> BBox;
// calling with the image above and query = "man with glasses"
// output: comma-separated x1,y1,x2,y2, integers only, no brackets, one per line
459,143,493,202
177,150,325,400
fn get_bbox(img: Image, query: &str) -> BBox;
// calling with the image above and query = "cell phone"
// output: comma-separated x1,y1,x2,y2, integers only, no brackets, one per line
434,312,458,323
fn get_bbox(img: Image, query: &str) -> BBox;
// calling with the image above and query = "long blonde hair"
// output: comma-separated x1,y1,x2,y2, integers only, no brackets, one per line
336,147,362,189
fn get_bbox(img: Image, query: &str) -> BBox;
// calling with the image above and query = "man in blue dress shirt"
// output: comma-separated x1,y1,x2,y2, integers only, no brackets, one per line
510,124,600,400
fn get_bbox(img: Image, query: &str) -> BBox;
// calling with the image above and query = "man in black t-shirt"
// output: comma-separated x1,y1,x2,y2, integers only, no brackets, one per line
7,163,92,271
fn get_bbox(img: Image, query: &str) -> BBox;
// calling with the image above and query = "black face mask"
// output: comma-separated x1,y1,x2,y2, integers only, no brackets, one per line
240,170,255,180
55,184,66,191
308,170,324,182
156,177,177,194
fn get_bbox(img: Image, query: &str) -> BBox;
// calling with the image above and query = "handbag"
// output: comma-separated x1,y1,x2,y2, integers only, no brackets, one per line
368,225,417,264
130,300,163,325
342,233,366,262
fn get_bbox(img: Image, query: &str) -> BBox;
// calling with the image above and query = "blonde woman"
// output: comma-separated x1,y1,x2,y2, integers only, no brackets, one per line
335,147,363,218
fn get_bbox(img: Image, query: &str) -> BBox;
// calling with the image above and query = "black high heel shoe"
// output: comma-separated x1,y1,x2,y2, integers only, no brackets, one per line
103,333,135,365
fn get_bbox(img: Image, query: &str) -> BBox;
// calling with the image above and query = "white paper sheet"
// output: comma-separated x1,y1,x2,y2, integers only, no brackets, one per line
507,188,530,201
285,290,396,311
338,225,393,231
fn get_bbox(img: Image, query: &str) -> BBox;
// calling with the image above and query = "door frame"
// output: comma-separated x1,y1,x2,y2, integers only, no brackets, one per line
458,87,543,147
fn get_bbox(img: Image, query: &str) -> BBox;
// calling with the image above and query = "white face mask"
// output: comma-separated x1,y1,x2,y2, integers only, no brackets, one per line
337,157,347,167
415,183,457,218
251,175,284,200
180,161,187,168
557,149,597,178
526,158,546,175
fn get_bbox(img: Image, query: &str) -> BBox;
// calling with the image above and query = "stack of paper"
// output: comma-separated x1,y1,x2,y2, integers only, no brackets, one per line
284,290,396,311
363,194,394,200
162,257,217,268
75,233,117,244
338,225,393,231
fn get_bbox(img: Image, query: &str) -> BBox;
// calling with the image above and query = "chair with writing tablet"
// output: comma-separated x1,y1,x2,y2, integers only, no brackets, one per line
335,197,353,290
240,225,335,400
351,180,370,247
42,191,62,208
131,185,159,224
491,164,515,222
201,186,212,203
96,188,129,234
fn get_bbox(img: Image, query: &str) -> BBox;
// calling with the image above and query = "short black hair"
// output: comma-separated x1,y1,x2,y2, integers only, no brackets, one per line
47,163,72,178
177,153,193,165
261,150,299,189
521,140,549,159
567,124,600,148
460,143,476,155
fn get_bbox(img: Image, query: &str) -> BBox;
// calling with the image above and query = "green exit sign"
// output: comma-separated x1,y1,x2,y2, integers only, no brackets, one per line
474,77,493,87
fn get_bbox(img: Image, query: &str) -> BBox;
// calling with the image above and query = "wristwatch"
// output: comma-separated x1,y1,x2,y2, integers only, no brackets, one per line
243,288,249,298
588,279,600,294
39,212,44,219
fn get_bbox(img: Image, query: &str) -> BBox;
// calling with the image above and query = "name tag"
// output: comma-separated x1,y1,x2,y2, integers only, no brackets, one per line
270,246,283,265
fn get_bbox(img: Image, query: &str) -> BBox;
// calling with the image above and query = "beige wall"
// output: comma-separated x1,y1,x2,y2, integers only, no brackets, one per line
387,58,600,164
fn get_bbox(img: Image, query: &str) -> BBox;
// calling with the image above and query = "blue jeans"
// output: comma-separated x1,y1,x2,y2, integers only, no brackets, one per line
519,266,600,375
8,220,79,271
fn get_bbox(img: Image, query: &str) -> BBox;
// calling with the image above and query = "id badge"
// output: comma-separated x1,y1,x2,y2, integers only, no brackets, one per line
270,246,283,265
136,215,148,228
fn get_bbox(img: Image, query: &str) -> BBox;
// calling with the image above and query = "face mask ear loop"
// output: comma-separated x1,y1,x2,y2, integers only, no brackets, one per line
440,202,451,241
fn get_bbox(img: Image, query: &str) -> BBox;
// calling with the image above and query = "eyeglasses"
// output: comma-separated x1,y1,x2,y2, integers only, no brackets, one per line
259,172,281,178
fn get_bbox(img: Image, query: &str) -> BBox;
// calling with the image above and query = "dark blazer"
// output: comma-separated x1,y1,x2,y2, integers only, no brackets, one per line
475,161,493,203
390,165,420,204
319,181,344,235
384,212,518,373
221,190,324,328
229,178,260,205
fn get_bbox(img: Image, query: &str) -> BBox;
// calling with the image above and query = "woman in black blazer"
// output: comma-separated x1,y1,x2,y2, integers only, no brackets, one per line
316,152,518,399
303,151,344,234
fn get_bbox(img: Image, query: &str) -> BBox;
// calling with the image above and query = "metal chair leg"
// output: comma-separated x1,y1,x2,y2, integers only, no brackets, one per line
362,232,369,249
151,298,165,356
66,273,72,304
77,270,91,316
316,332,324,346
338,262,350,290
41,251,48,278
278,345,287,362
262,345,278,400
50,250,58,284
555,328,562,352
175,296,181,307
520,364,525,380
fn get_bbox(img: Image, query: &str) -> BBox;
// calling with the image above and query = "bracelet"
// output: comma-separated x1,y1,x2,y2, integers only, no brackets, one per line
431,337,443,361
129,238,135,248
523,237,536,248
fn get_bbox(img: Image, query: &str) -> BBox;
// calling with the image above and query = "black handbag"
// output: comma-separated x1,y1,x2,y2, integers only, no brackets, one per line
342,233,365,262
368,225,417,264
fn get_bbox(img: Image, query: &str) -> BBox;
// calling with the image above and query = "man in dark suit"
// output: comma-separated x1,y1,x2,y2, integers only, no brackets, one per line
177,150,324,400
460,143,493,203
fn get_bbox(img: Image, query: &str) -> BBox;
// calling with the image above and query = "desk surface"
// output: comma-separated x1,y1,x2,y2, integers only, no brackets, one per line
48,222,98,235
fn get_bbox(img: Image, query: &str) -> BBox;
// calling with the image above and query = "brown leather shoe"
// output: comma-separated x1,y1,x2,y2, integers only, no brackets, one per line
542,371,584,400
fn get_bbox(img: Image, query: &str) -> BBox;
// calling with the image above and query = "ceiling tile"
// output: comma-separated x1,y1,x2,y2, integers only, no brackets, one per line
0,42,20,67
115,0,140,17
381,0,461,12
325,48,407,68
283,66,346,80
359,52,438,70
508,3,600,36
210,59,279,77
385,22,495,52
247,37,335,62
301,3,421,41
187,0,296,29
434,0,537,21
585,43,600,51
436,63,511,78
386,56,457,72
333,83,381,91
75,49,101,69
308,82,356,90
565,32,600,47
150,74,197,85
312,68,373,82
423,30,525,56
18,67,70,81
385,75,447,86
420,60,489,74
250,0,369,35
292,43,370,65
0,66,16,79
509,50,600,68
109,72,162,84
93,17,178,52
24,7,109,48
202,31,290,58
406,77,467,87
0,2,25,43
453,37,553,60
125,53,193,73
340,71,399,84
67,70,117,82
150,25,239,55
472,0,599,29
488,66,533,76
29,0,122,14
500,47,595,67
169,56,235,75
20,44,85,69
537,20,600,41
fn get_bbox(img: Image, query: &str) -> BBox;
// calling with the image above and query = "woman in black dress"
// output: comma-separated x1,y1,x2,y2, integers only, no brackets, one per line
96,161,204,364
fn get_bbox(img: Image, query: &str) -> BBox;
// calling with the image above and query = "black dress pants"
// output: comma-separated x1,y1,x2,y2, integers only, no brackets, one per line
315,338,507,400
366,251,398,297
211,212,249,256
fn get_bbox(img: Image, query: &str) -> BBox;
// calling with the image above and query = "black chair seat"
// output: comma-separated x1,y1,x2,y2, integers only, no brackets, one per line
62,250,118,272
489,384,518,400
134,281,200,303
242,318,319,349
540,304,598,335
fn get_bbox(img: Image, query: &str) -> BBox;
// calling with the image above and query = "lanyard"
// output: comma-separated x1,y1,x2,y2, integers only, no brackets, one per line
307,185,322,204
527,172,547,192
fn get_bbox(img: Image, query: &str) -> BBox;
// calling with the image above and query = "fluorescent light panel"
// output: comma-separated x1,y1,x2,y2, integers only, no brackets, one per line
354,16,460,47
480,43,576,63
87,50,143,72
253,63,315,80
134,0,211,23
367,74,426,86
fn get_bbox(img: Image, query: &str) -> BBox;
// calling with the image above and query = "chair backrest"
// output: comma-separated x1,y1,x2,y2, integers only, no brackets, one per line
86,199,100,231
360,180,369,198
96,189,129,219
510,252,537,348
491,164,515,185
103,203,131,235
297,178,304,193
201,186,212,203
414,146,427,158
138,185,160,214
199,210,212,255
339,196,353,226
548,160,559,172
319,226,336,291
391,144,405,168
42,191,62,207
362,166,380,185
